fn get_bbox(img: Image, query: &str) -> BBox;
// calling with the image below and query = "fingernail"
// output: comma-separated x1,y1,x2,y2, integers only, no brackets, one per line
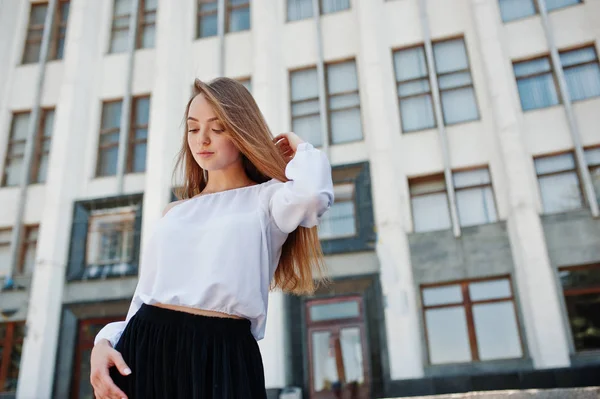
124,368,132,375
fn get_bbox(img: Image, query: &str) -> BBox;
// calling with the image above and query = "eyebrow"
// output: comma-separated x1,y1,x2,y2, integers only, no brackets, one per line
187,116,218,123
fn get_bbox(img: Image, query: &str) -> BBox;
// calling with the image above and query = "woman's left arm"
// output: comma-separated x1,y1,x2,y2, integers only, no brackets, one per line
264,133,334,234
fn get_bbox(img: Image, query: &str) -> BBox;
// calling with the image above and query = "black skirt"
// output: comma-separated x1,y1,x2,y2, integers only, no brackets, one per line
109,303,267,399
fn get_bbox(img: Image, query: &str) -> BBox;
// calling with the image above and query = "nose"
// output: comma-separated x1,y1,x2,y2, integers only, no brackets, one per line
196,127,210,146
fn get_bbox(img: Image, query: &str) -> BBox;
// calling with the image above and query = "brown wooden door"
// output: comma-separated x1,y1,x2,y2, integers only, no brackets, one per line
306,296,370,399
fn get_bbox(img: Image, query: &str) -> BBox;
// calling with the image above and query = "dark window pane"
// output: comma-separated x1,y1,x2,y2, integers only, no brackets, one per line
98,147,119,176
135,97,150,125
102,102,122,129
564,292,600,352
228,4,250,32
309,300,360,322
559,266,600,291
132,143,147,173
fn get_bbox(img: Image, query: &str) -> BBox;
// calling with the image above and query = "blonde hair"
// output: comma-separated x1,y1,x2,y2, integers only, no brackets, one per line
173,77,328,295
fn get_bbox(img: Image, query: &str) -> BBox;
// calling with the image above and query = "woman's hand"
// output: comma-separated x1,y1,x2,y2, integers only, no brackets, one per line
273,132,305,160
90,339,130,399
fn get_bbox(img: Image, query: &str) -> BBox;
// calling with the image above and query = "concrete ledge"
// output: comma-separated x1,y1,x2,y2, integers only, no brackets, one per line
386,387,600,399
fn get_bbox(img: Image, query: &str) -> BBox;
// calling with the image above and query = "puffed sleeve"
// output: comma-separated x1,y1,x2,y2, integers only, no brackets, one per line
260,142,334,233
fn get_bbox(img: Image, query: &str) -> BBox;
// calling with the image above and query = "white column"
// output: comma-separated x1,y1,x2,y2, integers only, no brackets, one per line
469,0,570,368
251,0,288,389
18,1,104,397
355,0,425,379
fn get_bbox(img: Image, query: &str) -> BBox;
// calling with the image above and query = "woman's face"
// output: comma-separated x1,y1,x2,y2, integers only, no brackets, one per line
186,93,241,171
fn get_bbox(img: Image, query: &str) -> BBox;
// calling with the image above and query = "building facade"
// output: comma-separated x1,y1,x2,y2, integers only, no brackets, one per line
0,0,599,398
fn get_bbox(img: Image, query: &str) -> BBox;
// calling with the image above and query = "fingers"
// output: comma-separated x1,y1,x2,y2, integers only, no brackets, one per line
91,368,128,399
111,351,132,377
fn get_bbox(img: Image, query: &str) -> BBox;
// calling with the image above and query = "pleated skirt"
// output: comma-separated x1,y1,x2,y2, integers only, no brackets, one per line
109,303,267,399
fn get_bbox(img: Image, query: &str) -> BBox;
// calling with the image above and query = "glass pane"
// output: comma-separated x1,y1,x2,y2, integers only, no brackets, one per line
564,292,600,352
545,0,581,12
412,192,452,233
288,0,313,21
199,0,218,12
5,158,23,186
291,99,320,117
433,39,469,74
102,102,122,129
43,110,55,138
535,153,576,174
592,166,600,203
0,244,11,276
12,113,31,141
110,29,129,53
514,57,552,77
23,42,41,63
327,61,358,94
98,147,119,176
469,279,512,301
310,300,360,322
400,94,435,132
135,97,150,125
422,285,462,306
394,47,428,82
321,0,350,14
30,4,48,25
77,348,94,398
228,6,250,32
198,13,218,38
60,2,70,22
585,148,600,167
398,79,430,97
114,0,132,16
132,143,147,173
473,302,523,360
340,327,364,385
559,266,600,291
141,24,155,48
564,63,600,102
438,71,473,90
456,187,498,227
312,331,339,392
329,93,360,110
517,74,560,110
144,0,158,11
560,47,597,68
135,128,148,140
292,114,322,147
453,168,491,189
441,87,479,124
330,108,363,144
319,200,356,239
4,340,23,391
56,37,66,60
291,68,319,101
538,172,583,213
498,0,536,22
426,307,472,364
100,133,120,146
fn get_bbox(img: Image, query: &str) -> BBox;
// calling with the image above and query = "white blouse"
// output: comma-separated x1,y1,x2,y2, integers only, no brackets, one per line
94,143,334,346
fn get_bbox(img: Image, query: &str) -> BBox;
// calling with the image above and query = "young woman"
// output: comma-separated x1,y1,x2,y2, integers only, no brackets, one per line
89,77,334,399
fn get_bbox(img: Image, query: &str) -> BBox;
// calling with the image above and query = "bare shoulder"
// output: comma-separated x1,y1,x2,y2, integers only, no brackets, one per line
162,199,189,217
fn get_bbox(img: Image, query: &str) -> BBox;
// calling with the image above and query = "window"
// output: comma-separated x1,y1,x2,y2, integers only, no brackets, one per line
393,46,435,132
433,38,479,125
86,207,136,276
326,60,363,144
2,113,29,187
287,0,350,21
585,147,600,202
535,153,583,214
410,174,451,233
559,264,600,352
422,278,523,364
96,101,122,176
498,0,582,23
319,183,356,239
66,194,142,280
128,96,150,173
560,46,600,102
454,168,498,227
0,229,10,278
32,109,55,184
514,56,560,111
22,1,70,63
0,322,26,393
197,0,218,38
227,0,250,33
96,97,149,176
17,226,39,276
290,68,322,147
109,0,157,53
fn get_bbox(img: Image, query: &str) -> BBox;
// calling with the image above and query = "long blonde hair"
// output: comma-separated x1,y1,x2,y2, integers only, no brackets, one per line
173,77,328,295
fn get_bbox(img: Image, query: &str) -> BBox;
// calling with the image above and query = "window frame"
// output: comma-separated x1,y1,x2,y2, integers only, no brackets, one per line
513,54,562,111
96,100,123,177
127,95,150,174
196,0,218,39
21,0,70,64
289,66,322,147
421,276,524,364
559,44,600,103
0,322,26,393
136,0,157,49
16,225,39,277
409,173,451,233
453,166,499,227
31,108,55,184
534,151,585,214
2,112,30,187
226,0,251,33
499,0,583,23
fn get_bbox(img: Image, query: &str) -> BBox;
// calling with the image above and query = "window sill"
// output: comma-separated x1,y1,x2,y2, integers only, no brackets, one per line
570,351,600,367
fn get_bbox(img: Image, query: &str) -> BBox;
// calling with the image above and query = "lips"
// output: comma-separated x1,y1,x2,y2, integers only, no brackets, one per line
197,151,214,158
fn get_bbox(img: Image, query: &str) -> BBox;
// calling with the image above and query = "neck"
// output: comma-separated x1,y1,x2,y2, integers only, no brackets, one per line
202,163,254,194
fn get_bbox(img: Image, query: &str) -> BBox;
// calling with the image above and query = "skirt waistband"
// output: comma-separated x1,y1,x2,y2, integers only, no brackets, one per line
136,303,251,336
